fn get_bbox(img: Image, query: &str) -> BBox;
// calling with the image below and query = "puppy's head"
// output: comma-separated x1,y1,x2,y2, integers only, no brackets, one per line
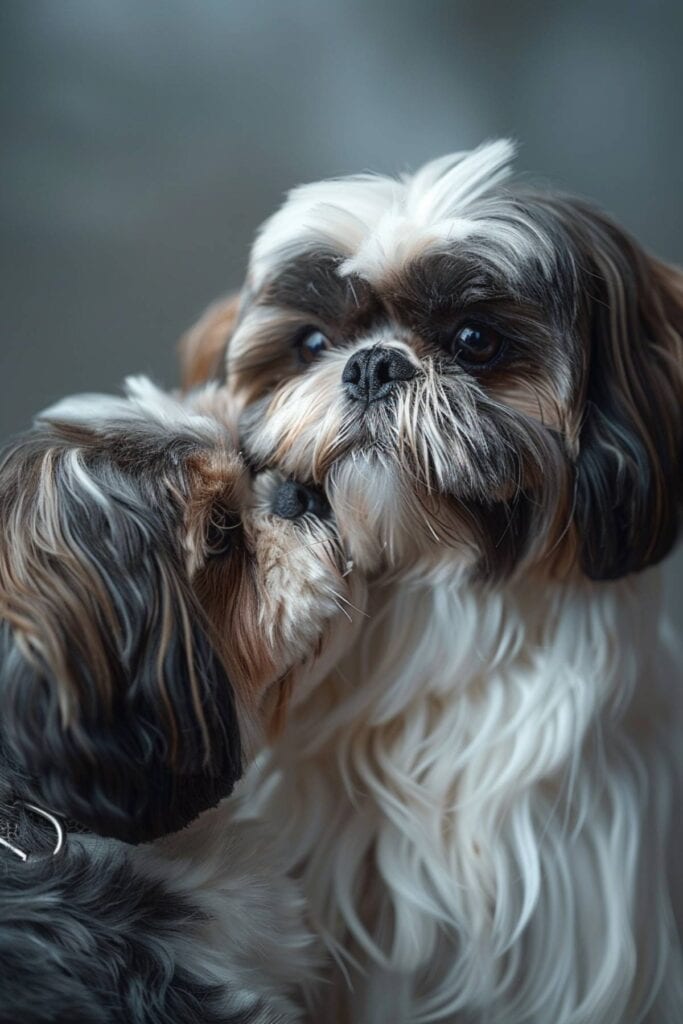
0,378,355,843
189,141,682,580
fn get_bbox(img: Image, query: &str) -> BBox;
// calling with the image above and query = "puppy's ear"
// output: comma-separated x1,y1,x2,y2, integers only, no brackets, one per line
554,199,683,579
179,293,241,391
0,432,242,843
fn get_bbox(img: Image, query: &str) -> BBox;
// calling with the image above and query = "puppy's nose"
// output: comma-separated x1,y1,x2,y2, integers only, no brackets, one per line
342,346,416,403
271,479,329,519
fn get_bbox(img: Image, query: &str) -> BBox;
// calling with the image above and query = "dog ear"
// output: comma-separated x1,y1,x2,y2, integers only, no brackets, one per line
0,431,242,843
179,293,241,391
551,199,683,580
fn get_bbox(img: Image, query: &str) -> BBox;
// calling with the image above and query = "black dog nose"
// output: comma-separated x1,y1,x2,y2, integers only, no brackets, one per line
271,479,329,520
342,346,416,403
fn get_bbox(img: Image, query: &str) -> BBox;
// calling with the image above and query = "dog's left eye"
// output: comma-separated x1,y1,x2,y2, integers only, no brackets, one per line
205,506,242,557
449,323,505,368
296,327,331,365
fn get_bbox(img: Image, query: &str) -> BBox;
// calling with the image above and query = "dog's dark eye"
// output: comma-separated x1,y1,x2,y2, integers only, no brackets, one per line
450,323,504,368
205,506,242,557
296,327,331,365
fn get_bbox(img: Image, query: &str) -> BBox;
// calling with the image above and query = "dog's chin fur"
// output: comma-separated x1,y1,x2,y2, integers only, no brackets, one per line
236,327,574,579
183,142,683,1022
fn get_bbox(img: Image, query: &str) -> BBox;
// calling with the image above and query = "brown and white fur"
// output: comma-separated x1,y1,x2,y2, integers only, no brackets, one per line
183,141,683,1023
0,376,364,1023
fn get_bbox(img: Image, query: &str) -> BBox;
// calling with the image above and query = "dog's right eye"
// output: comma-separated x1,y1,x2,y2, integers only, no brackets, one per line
295,327,331,365
448,322,505,368
205,506,242,557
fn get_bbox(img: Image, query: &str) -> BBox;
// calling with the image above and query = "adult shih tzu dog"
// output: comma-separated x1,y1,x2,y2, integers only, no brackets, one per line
181,141,683,1023
0,377,362,1023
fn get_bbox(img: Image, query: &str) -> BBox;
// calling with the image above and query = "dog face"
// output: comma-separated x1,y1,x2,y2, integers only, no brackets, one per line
188,141,683,581
0,378,356,843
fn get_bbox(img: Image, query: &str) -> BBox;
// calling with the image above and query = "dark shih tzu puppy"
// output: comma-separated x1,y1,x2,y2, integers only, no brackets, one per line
180,141,683,1023
0,377,362,1024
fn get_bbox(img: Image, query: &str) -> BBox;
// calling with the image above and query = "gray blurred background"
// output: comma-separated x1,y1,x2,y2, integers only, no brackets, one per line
1,0,681,616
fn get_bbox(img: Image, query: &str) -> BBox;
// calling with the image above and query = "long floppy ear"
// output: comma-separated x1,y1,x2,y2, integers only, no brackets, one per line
0,430,242,843
553,199,683,579
179,293,241,391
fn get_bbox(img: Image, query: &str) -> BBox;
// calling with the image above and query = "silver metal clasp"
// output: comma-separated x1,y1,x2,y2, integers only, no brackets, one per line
0,802,65,862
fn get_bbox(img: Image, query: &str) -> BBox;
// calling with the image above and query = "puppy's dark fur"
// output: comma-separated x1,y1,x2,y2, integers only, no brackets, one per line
0,382,331,1024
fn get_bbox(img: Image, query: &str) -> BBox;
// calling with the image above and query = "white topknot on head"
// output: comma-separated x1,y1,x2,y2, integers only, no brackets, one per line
404,139,517,223
249,139,518,290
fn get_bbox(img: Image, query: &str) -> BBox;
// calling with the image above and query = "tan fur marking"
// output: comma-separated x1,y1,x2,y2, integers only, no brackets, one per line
179,294,240,390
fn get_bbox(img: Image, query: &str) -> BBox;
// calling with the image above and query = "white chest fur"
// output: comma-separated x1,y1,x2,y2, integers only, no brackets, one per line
243,566,683,1023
